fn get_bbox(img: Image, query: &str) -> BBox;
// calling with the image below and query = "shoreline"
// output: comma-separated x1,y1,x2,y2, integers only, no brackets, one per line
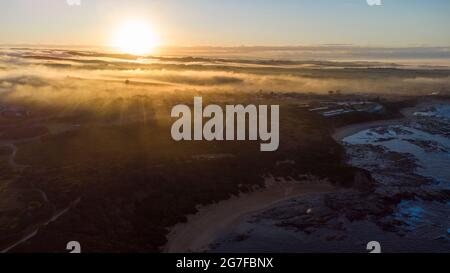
332,118,405,142
331,102,432,142
163,177,336,253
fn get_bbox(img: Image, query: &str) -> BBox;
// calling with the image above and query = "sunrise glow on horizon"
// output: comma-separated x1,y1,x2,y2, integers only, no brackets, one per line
111,20,160,55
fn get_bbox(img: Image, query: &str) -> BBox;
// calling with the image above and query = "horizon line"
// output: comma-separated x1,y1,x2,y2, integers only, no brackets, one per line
1,43,450,49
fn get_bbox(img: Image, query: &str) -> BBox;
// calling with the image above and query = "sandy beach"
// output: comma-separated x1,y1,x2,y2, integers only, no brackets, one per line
163,177,336,253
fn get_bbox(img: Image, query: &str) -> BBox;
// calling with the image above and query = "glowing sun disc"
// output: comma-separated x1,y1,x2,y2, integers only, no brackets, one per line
112,21,159,55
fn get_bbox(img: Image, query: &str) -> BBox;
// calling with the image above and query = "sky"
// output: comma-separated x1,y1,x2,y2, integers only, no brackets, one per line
0,0,450,47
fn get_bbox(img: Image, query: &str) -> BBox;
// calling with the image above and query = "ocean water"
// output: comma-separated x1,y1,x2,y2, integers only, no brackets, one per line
344,103,450,184
341,103,450,249
414,104,450,120
343,124,450,184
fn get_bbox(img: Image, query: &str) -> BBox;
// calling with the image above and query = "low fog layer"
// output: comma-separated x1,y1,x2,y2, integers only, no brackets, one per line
1,47,449,108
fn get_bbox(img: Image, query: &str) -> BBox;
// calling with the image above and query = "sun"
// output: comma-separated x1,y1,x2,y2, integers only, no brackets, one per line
112,20,160,55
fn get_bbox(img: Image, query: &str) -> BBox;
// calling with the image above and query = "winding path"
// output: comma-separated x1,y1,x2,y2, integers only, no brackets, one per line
0,126,82,253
